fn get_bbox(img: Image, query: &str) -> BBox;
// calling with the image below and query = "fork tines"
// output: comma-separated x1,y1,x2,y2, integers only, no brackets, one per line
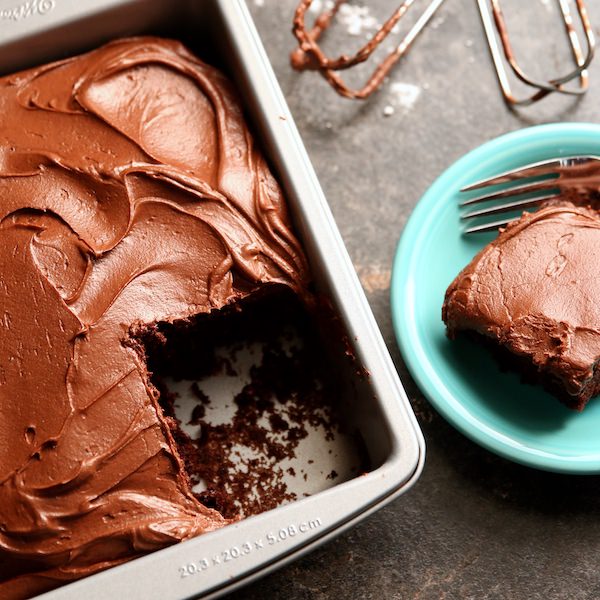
460,155,600,234
460,175,561,233
460,157,566,193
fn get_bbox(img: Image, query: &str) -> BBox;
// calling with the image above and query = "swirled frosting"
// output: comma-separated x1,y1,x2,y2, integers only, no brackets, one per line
443,204,600,409
0,37,309,598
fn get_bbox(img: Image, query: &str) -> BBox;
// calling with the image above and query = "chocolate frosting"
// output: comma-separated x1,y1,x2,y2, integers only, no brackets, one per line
0,37,308,598
443,204,600,403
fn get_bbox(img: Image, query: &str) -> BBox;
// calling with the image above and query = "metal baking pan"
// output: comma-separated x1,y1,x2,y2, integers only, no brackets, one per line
0,1,425,598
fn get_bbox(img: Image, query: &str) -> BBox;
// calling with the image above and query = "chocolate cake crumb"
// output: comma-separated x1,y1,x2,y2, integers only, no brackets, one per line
190,403,206,423
269,413,289,432
190,382,211,405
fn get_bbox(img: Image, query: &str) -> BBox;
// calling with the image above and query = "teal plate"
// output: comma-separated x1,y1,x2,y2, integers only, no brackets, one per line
391,123,600,474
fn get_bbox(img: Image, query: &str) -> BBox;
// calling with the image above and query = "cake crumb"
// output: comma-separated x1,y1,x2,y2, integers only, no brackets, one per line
389,81,421,112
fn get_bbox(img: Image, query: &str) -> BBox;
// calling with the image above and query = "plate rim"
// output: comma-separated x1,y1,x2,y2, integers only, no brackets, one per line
391,122,600,474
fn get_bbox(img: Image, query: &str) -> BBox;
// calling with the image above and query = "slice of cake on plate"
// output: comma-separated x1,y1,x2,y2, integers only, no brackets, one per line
443,203,600,411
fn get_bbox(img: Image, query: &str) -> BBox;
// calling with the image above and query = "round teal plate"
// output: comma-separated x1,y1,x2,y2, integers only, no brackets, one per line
391,123,600,474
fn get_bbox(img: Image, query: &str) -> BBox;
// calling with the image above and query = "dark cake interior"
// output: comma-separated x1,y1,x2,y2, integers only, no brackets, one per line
130,287,369,520
462,331,600,412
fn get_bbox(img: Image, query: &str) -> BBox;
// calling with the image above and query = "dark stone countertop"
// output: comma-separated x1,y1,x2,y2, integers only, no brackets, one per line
230,2,600,599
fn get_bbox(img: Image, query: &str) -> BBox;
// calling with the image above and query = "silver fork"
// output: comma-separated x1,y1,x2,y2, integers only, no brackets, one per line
460,155,600,233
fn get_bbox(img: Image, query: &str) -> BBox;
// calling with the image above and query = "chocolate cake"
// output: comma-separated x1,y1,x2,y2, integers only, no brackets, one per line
0,37,310,598
443,203,600,411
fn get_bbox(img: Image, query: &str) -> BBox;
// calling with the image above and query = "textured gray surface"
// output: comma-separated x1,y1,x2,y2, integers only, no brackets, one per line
228,2,600,599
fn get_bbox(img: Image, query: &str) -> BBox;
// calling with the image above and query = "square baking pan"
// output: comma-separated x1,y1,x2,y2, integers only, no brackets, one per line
0,1,425,598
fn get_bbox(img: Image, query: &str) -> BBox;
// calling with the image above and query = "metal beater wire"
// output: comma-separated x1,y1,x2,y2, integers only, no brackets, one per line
291,0,447,100
477,0,595,106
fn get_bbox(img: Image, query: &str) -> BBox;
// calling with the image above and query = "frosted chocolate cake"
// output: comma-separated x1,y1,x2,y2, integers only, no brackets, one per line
0,37,309,598
443,204,600,411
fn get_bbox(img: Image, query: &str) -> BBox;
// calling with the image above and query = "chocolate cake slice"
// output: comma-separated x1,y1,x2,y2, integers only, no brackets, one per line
0,38,309,598
443,203,600,411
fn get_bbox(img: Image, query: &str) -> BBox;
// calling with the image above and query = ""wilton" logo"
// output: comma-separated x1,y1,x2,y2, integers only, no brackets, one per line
0,0,55,21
